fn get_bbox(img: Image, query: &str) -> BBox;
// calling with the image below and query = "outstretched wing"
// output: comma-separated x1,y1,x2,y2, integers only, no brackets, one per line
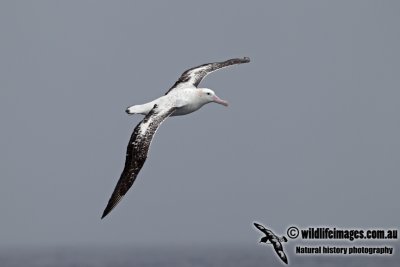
101,104,177,219
254,222,272,235
273,243,289,264
165,57,250,94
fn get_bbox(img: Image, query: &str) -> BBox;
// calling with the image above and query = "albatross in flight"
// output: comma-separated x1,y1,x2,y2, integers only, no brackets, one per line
254,222,289,264
101,57,250,219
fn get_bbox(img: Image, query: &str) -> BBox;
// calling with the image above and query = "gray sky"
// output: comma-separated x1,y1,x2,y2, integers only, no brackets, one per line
0,0,399,247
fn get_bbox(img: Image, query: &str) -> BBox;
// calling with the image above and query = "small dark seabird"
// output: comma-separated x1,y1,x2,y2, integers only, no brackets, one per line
254,222,289,264
101,57,250,219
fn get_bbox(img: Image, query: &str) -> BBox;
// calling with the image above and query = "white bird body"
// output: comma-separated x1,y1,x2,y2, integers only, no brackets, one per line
126,87,226,116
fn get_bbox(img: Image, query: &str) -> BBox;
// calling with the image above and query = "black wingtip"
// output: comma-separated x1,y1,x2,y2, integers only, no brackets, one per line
243,57,251,62
101,211,107,220
101,205,115,219
101,194,123,220
101,206,112,220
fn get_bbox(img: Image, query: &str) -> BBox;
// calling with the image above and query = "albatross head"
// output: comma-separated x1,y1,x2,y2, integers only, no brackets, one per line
200,88,229,107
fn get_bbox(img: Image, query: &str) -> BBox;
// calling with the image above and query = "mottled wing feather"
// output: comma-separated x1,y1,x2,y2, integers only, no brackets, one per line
273,244,289,264
254,222,269,235
165,57,250,94
101,105,177,219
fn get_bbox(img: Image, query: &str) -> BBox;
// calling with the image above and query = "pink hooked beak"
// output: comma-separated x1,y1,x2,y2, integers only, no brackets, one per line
213,95,229,107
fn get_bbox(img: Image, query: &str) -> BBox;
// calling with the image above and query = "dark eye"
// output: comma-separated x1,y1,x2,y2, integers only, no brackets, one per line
206,93,211,95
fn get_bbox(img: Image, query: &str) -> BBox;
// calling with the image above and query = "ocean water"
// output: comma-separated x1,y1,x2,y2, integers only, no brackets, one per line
0,245,398,267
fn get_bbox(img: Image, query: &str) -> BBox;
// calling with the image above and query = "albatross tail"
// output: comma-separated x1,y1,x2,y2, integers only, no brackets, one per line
125,103,153,115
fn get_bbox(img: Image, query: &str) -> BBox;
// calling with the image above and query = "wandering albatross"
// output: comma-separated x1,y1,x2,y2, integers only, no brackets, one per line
254,222,289,264
101,57,250,219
